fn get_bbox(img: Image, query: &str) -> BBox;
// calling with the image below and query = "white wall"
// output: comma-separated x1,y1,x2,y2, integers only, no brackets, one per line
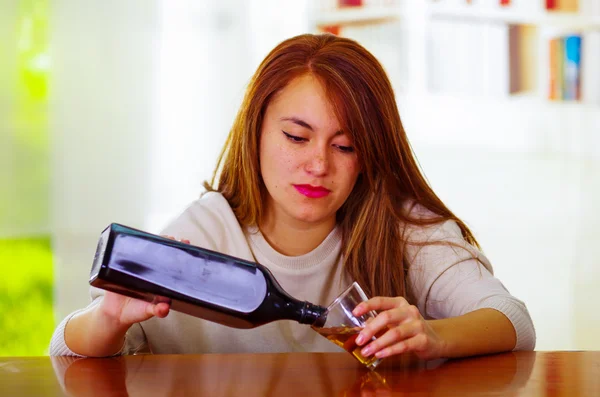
148,0,252,232
50,0,160,320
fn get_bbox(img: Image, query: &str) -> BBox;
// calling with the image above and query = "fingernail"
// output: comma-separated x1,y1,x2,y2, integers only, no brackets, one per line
356,333,365,345
361,346,372,357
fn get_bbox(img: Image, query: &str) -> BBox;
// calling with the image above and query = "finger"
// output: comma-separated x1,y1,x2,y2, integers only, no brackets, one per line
353,296,408,317
160,235,190,244
355,305,421,346
153,302,170,318
376,333,429,359
145,302,170,318
360,320,424,357
145,303,157,317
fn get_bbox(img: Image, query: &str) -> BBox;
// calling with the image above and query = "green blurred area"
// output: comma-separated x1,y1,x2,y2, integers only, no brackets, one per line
0,0,50,232
0,0,53,356
0,238,54,356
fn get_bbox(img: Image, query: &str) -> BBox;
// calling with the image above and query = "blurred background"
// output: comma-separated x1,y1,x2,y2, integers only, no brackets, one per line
1,0,599,356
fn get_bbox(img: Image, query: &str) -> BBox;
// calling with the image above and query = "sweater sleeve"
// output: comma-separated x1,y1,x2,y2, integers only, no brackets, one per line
49,300,99,357
49,288,149,357
405,218,536,351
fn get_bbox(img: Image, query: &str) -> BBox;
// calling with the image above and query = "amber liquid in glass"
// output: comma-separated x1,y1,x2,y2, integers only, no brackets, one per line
312,326,385,367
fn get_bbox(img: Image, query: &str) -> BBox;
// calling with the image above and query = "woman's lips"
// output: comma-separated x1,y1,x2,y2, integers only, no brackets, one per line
293,184,331,198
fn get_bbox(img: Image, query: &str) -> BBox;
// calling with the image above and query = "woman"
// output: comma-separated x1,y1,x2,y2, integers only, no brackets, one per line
50,33,535,360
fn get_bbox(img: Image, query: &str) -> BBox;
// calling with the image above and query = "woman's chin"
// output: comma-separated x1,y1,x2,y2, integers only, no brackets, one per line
289,208,335,226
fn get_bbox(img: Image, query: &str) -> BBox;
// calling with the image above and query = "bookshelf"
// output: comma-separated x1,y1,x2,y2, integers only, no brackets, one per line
307,0,600,156
309,0,600,102
428,6,600,29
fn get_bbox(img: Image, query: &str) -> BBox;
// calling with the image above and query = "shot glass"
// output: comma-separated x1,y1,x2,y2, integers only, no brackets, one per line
311,281,384,370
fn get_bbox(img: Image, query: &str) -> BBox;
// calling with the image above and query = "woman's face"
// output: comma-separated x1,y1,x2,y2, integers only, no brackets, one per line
259,74,360,228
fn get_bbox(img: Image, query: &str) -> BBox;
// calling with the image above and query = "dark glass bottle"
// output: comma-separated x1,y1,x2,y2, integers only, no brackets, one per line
89,223,327,329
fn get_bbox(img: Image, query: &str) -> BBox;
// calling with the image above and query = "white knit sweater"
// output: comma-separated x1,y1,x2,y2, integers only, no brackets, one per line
49,192,536,356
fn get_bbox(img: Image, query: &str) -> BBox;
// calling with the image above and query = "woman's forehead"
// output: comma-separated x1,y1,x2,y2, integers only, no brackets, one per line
268,75,343,130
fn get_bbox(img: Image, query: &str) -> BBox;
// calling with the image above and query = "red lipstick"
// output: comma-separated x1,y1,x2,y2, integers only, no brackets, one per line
293,184,331,198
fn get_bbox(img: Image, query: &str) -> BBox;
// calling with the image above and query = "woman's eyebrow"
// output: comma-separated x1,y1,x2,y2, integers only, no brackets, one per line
280,116,313,131
280,116,344,136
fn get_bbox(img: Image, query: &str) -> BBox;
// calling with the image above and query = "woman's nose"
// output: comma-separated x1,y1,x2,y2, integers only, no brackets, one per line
305,145,330,176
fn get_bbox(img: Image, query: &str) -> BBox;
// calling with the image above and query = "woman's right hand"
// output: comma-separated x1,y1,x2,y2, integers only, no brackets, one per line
99,290,171,327
97,235,190,327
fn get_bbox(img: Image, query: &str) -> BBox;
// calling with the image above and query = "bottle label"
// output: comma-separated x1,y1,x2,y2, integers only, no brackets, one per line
110,234,268,313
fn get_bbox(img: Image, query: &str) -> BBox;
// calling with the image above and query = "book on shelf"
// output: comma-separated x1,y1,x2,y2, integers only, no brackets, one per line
509,25,537,94
339,0,363,6
543,0,600,13
431,0,600,14
321,25,341,35
564,35,582,100
316,0,400,11
547,31,600,103
430,0,544,12
547,0,578,12
545,0,600,14
548,38,562,100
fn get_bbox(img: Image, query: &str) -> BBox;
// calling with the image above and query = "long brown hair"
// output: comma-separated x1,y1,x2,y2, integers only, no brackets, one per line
208,33,479,298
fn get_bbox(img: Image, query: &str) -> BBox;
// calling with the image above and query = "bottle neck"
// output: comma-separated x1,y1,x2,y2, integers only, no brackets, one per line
255,264,327,326
256,286,327,326
298,301,327,326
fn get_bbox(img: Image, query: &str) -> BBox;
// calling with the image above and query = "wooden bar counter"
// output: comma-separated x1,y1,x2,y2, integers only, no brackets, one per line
1,351,599,396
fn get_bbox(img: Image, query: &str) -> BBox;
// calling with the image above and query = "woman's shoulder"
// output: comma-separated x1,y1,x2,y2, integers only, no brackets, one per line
159,191,246,253
176,191,235,220
401,200,493,274
195,190,233,210
400,200,462,242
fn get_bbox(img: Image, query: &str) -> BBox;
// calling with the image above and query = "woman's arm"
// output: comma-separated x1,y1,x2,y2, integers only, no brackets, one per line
352,300,516,360
352,218,534,360
63,299,131,357
63,291,170,357
429,307,516,358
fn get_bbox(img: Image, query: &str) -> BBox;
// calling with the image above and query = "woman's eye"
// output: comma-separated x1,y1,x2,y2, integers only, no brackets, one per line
335,145,355,153
282,131,306,143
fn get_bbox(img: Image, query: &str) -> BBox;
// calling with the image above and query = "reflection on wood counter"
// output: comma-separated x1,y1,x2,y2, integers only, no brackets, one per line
1,352,599,396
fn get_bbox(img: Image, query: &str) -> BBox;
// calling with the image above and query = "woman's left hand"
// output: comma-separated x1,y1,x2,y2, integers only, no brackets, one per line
352,296,446,360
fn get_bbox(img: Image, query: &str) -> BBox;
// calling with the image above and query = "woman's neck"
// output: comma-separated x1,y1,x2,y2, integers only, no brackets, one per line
259,210,336,257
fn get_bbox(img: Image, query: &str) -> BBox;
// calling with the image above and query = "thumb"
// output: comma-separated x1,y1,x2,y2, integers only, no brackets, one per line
145,303,158,318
